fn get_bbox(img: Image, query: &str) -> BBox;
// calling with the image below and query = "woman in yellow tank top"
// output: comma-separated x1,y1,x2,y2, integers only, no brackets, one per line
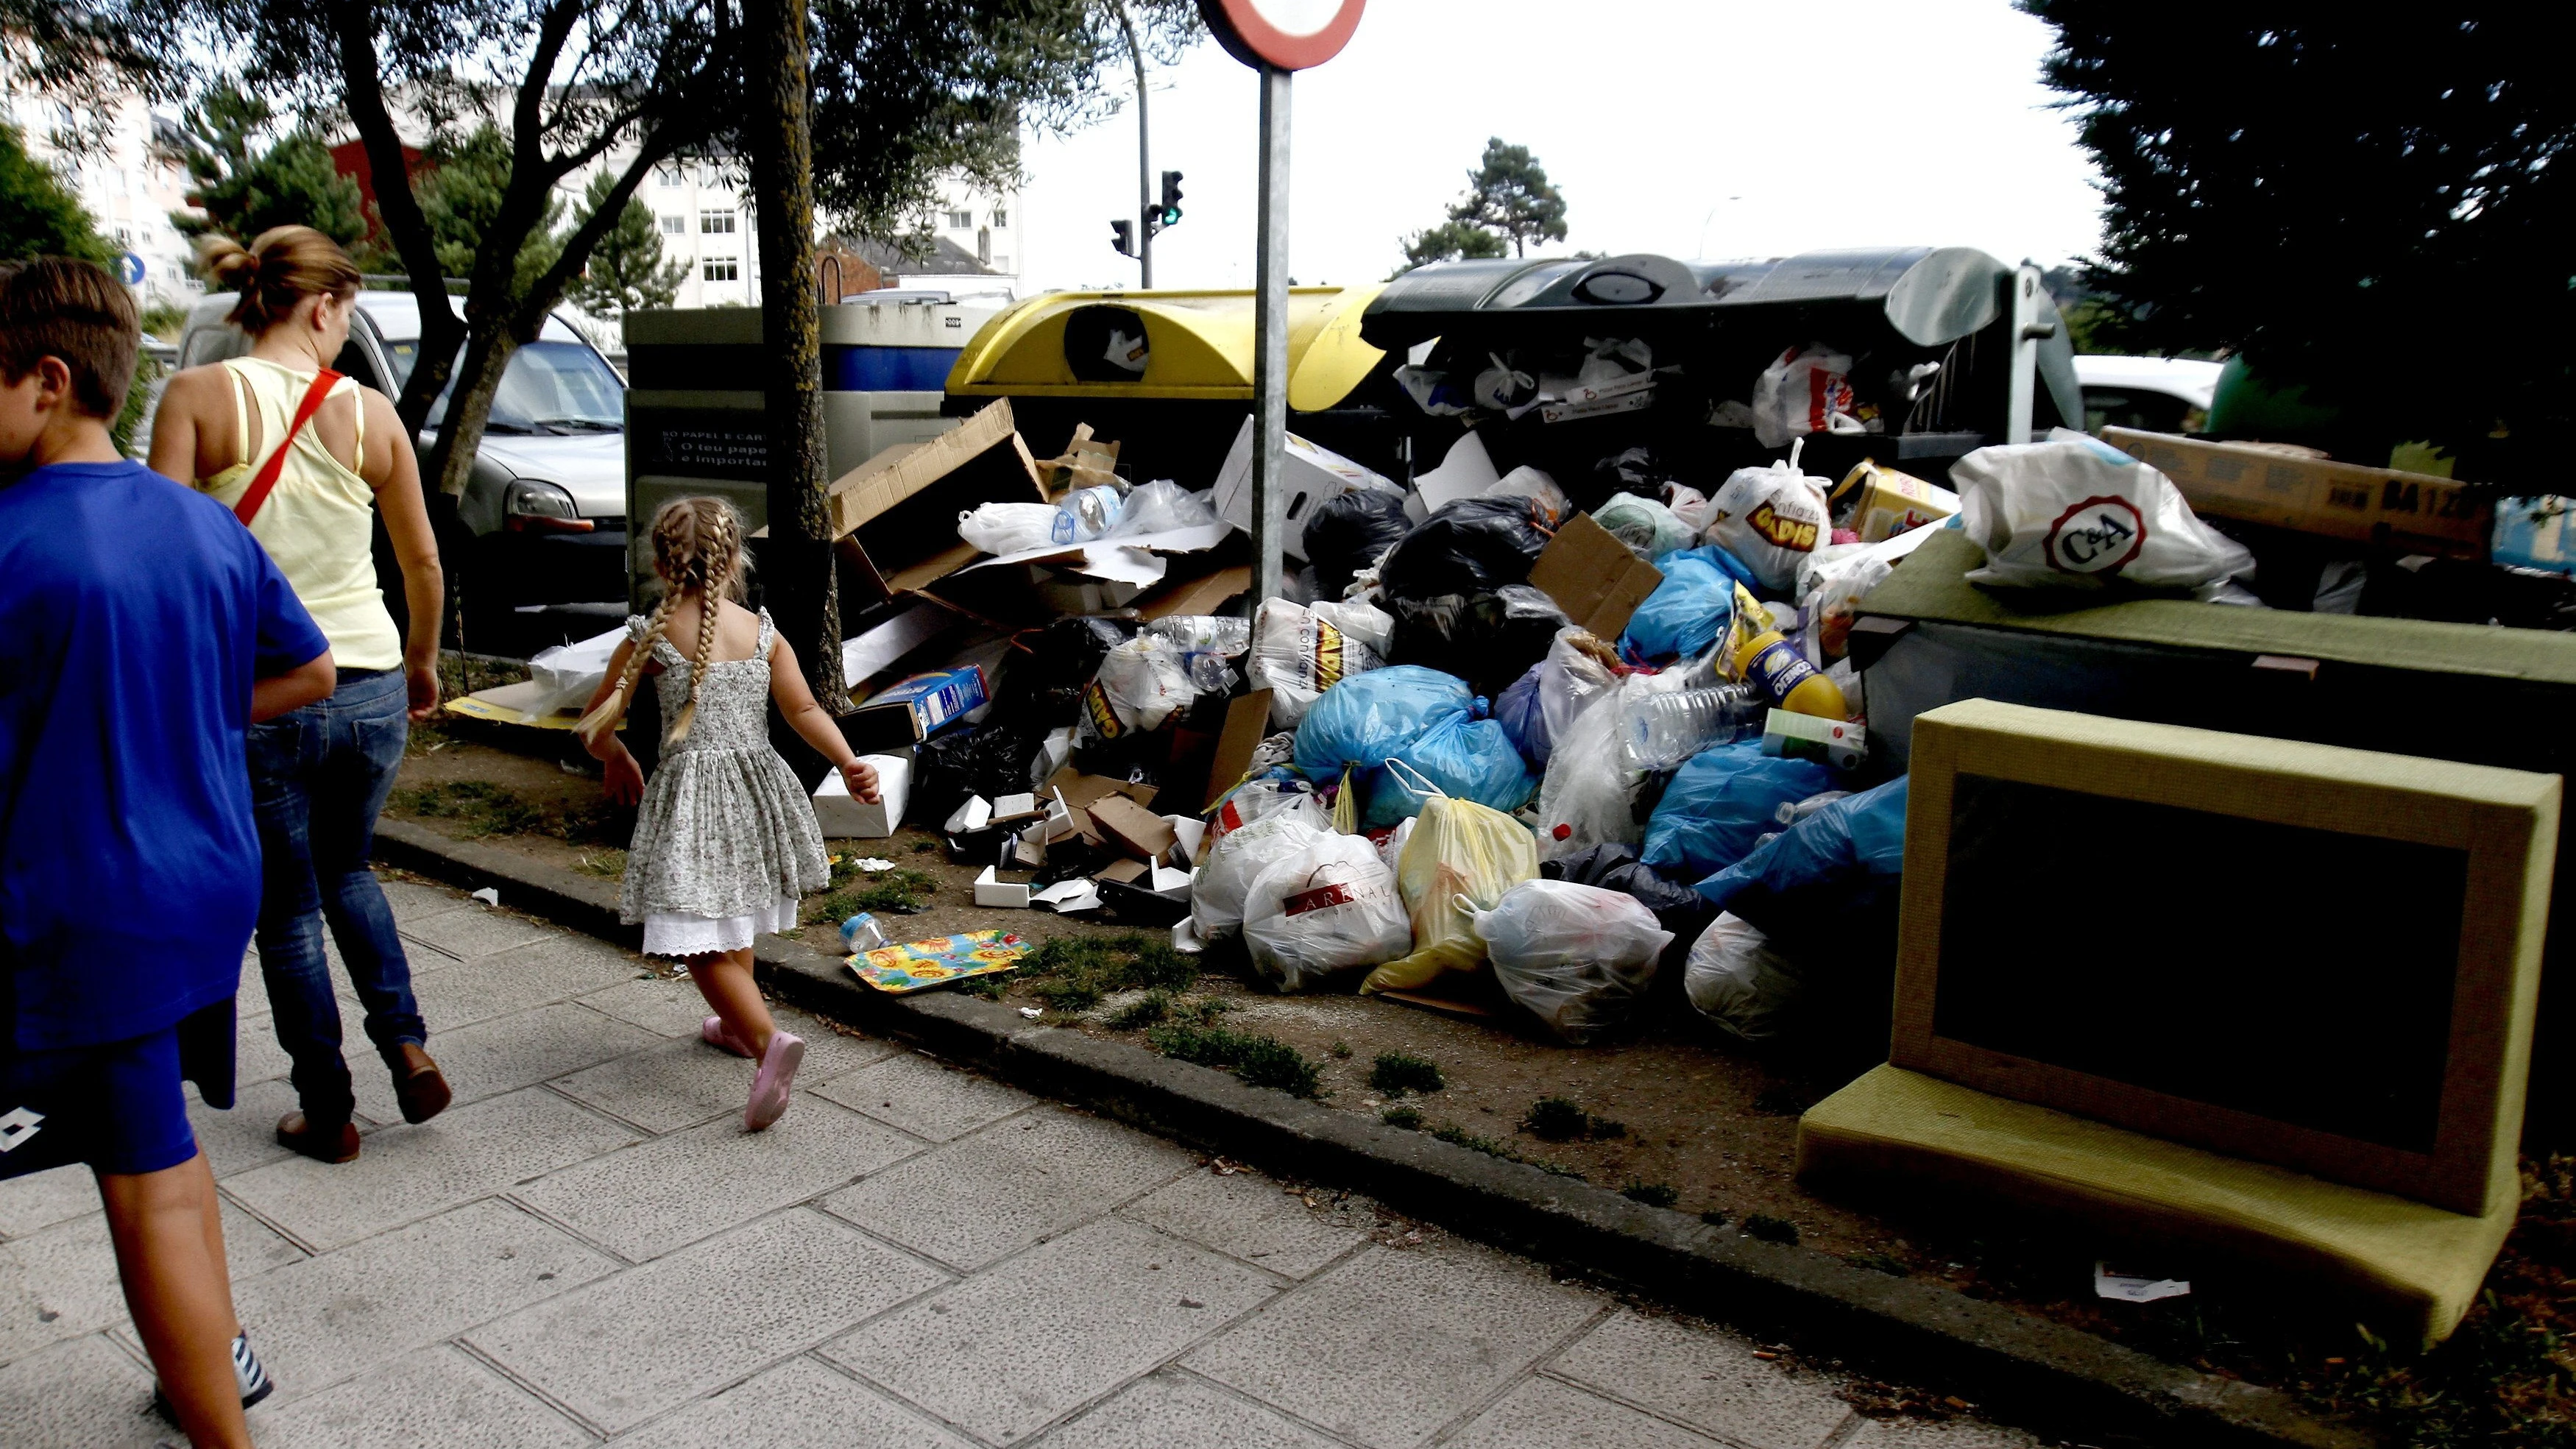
148,226,452,1165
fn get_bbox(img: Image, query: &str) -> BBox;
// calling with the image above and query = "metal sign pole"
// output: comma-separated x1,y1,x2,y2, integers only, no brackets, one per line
1249,63,1292,606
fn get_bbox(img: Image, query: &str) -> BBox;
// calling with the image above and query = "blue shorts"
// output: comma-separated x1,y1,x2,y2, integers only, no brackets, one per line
0,999,236,1180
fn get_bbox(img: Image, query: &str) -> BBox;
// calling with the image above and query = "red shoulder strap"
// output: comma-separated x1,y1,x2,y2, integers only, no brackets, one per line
233,368,344,526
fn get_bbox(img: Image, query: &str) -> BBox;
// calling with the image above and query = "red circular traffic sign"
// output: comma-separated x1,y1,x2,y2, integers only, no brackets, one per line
1199,0,1365,71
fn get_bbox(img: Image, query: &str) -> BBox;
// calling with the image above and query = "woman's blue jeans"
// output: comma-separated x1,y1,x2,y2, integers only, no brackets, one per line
247,666,425,1125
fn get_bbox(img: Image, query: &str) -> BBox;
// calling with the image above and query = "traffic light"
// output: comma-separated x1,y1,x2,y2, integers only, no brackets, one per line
1158,170,1184,230
1110,219,1134,257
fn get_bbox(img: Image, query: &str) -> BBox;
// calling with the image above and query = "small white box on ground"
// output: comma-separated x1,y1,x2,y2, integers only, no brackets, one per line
972,866,1030,909
811,754,913,837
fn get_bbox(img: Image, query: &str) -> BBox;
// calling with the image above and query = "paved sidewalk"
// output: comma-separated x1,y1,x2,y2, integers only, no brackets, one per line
2,879,2040,1448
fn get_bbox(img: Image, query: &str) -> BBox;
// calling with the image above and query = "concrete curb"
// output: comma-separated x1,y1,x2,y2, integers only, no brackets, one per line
375,820,2368,1449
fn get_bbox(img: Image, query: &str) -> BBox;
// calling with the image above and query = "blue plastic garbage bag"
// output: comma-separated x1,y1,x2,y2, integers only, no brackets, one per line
1366,715,1538,827
1639,741,1834,878
1293,666,1474,779
1618,545,1759,665
1696,776,1906,909
1494,663,1549,768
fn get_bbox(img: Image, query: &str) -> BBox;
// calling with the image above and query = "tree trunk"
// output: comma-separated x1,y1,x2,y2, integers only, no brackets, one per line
747,0,846,722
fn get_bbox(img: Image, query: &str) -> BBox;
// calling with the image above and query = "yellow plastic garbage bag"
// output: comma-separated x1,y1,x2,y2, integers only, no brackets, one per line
1361,763,1538,995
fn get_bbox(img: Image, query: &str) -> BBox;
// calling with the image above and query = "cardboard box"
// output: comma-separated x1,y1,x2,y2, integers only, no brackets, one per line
1833,460,1958,544
810,754,914,837
846,665,987,753
1760,709,1866,770
1538,387,1654,425
2102,428,2491,560
1211,417,1395,561
1090,795,1179,861
1526,512,1665,640
809,398,1057,628
1414,431,1501,517
1136,564,1251,621
1044,768,1158,813
1202,690,1275,814
972,865,1030,909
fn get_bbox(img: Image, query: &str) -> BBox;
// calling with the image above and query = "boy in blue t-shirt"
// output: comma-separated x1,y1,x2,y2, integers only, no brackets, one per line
1,258,335,1445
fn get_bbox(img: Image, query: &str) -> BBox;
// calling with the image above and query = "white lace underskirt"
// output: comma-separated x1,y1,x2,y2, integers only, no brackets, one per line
642,895,800,959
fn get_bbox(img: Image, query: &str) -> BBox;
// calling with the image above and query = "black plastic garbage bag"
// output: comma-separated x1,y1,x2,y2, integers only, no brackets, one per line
1303,489,1412,600
993,615,1139,731
912,723,1041,829
1378,497,1551,603
1385,585,1569,699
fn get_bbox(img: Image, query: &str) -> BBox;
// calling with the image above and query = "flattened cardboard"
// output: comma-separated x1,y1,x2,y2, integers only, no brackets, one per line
1138,564,1253,621
1528,512,1664,640
1092,857,1150,885
1203,690,1276,814
2102,427,2490,560
1044,768,1158,813
810,398,1055,626
1090,795,1178,861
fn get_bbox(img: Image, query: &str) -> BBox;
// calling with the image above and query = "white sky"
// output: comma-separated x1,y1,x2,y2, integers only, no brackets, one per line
1016,0,2106,293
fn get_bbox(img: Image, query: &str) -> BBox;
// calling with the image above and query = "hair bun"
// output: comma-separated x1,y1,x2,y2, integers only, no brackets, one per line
199,237,258,288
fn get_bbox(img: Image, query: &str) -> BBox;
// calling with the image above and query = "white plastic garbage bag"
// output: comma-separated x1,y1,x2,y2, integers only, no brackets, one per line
1705,459,1832,592
1309,597,1396,658
1953,430,2256,595
1247,598,1382,729
526,626,624,715
1485,465,1571,526
1682,913,1803,1044
1241,832,1412,991
1075,636,1197,749
1192,795,1328,940
1750,344,1858,448
1593,492,1696,560
1471,879,1673,1044
1108,479,1219,538
958,501,1062,557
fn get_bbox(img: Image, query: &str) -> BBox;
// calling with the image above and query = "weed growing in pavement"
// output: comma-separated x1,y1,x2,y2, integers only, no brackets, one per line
1106,990,1175,1030
1429,1122,1582,1179
1381,1105,1423,1130
1328,1040,1352,1060
1148,1022,1322,1097
1521,1095,1625,1142
966,974,1011,1001
1369,1052,1444,1097
573,849,627,879
1741,1214,1800,1245
1621,1182,1679,1208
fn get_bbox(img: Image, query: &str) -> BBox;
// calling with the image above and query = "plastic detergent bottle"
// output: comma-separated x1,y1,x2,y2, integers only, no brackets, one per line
1727,583,1848,720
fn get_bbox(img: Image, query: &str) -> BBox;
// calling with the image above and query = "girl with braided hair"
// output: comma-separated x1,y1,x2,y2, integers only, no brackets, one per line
576,497,880,1130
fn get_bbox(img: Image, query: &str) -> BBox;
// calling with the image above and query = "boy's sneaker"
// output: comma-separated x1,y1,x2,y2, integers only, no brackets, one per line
152,1331,274,1420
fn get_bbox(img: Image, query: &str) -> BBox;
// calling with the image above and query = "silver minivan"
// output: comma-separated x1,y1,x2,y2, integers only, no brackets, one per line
174,290,629,650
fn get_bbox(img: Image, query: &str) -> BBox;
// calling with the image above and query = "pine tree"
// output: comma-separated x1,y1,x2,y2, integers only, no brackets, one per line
414,126,565,305
1448,138,1567,258
563,171,687,321
1395,219,1507,276
161,86,369,252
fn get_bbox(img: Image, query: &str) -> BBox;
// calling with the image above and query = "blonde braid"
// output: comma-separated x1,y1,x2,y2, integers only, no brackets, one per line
663,504,741,745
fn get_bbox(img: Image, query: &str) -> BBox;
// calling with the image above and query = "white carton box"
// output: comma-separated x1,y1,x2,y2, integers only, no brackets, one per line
811,753,913,837
1211,416,1396,561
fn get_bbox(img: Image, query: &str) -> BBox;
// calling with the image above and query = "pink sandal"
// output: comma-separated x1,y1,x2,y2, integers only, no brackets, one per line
701,1015,756,1058
745,1032,804,1131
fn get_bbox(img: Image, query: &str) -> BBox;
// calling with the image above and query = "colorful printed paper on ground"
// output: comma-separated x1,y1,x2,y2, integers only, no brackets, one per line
847,929,1028,993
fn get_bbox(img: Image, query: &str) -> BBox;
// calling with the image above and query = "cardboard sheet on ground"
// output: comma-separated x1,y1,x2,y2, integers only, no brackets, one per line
846,929,1028,993
958,521,1235,587
446,680,583,729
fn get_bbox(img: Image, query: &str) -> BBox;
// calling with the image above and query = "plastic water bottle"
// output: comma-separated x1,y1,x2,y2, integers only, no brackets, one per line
1622,684,1764,770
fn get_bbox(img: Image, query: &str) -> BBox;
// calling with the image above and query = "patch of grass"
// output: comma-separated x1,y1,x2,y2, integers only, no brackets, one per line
845,867,935,913
1741,1214,1800,1246
391,780,544,838
1699,1210,1730,1227
1189,996,1234,1022
1520,1096,1624,1142
1328,1040,1352,1060
1381,1105,1423,1130
1847,1252,1911,1278
1106,990,1175,1030
1018,932,1202,1012
573,849,627,879
965,974,1011,1001
1621,1182,1679,1208
1368,1052,1444,1097
910,838,938,853
1148,1023,1322,1098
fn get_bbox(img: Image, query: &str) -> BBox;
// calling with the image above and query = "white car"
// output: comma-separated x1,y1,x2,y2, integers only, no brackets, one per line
174,290,629,651
2074,354,2222,436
